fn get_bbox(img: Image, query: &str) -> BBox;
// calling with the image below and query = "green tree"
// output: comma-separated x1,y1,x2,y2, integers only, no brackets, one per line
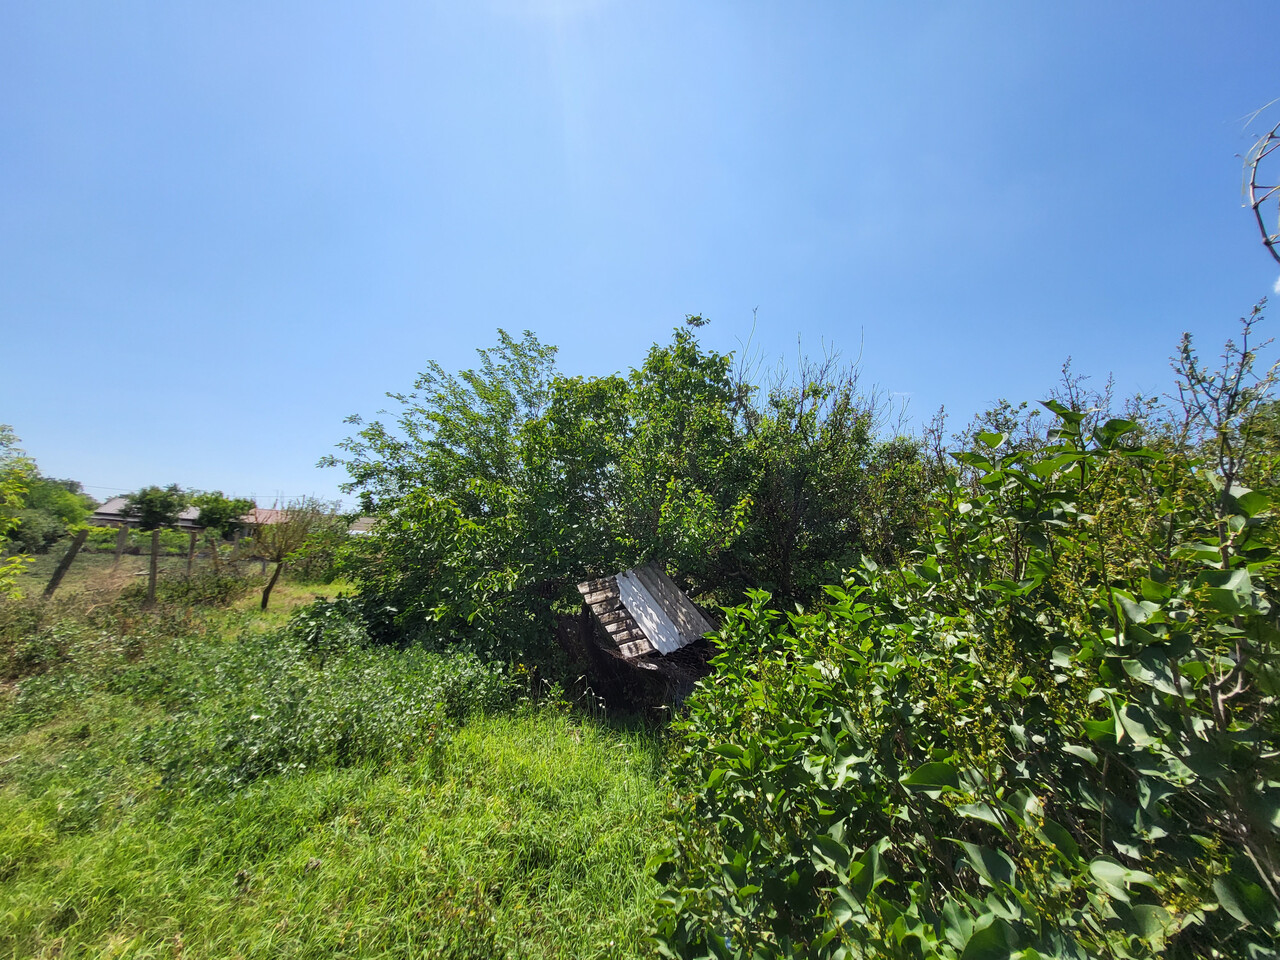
122,484,188,604
327,323,933,658
191,490,254,538
654,309,1280,959
122,484,188,531
0,424,35,596
191,490,255,571
10,476,95,553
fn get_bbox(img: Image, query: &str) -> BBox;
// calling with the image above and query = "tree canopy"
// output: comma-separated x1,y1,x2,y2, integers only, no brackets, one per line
324,321,934,655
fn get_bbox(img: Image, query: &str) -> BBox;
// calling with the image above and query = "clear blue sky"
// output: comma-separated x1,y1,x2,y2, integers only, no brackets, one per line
4,2,1279,506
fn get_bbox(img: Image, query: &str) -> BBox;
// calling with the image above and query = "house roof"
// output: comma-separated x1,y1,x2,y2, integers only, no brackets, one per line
89,496,204,530
89,497,374,534
347,516,377,534
242,507,287,526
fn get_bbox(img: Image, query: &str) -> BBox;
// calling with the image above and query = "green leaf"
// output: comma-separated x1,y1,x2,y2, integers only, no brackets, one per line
1089,858,1156,902
1140,577,1171,602
1062,744,1098,764
976,431,1008,450
1116,705,1160,747
1128,904,1175,947
1118,595,1160,624
902,761,961,792
959,916,1016,960
810,834,850,872
1035,818,1081,863
956,841,1017,889
1041,399,1085,426
1092,418,1139,449
710,743,744,759
1234,489,1271,517
1122,654,1190,699
957,802,1005,829
849,839,889,900
1214,875,1280,927
1207,588,1249,614
1081,716,1116,741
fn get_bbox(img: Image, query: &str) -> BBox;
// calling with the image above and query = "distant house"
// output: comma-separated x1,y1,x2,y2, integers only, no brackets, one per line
89,497,375,536
240,507,287,528
347,516,376,535
242,508,376,536
88,496,204,532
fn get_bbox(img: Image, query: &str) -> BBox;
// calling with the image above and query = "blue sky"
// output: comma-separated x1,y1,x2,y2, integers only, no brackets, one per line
3,2,1279,506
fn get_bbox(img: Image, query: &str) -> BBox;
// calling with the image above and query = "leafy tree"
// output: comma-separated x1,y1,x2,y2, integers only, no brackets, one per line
122,484,188,605
191,490,254,538
0,424,35,596
322,328,558,516
191,490,255,571
122,484,188,531
327,323,933,658
726,354,937,606
10,476,95,553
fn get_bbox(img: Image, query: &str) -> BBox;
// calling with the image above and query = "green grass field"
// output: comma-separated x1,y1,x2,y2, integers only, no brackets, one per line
0,564,669,959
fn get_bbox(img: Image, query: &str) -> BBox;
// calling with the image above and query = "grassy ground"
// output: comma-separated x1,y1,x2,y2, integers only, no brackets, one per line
0,562,669,959
17,550,289,600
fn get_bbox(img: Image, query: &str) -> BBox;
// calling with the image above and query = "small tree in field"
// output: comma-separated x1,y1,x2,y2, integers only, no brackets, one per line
248,497,338,610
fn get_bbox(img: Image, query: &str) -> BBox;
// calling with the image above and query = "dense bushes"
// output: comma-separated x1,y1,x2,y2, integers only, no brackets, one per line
653,319,1280,957
327,323,935,657
2,589,517,789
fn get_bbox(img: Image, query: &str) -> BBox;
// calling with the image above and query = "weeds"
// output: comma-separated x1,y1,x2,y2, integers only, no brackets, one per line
0,579,667,958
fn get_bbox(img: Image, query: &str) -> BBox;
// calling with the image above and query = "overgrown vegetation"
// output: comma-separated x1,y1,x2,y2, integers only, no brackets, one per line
652,305,1280,958
324,321,933,660
8,302,1280,957
0,567,666,958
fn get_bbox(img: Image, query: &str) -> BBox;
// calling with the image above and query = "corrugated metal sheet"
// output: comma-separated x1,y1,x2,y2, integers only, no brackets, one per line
577,562,714,662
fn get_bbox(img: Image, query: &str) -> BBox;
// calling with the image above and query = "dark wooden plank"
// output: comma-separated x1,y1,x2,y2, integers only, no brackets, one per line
606,625,648,646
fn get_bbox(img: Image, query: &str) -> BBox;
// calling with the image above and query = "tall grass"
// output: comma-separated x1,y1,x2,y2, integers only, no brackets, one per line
0,579,668,958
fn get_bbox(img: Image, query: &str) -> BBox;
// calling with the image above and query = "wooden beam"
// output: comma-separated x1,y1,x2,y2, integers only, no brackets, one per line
112,523,128,568
43,529,89,600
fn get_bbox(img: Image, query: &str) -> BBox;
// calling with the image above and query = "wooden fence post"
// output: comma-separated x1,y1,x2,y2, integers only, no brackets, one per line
113,523,128,567
147,529,160,605
44,529,89,600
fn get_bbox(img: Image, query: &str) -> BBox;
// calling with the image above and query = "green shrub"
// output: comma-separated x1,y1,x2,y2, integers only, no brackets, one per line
136,629,517,795
285,595,370,655
118,571,255,608
654,393,1280,958
84,526,120,550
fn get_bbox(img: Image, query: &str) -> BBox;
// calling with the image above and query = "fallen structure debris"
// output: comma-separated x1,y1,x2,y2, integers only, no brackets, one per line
559,561,717,706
